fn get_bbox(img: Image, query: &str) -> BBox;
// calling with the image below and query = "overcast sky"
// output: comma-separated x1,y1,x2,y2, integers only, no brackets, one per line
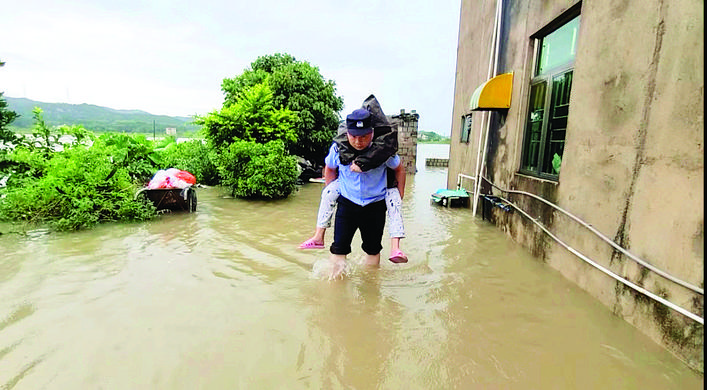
1,0,461,135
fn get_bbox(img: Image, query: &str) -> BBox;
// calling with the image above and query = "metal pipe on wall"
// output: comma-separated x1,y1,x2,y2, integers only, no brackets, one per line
472,0,504,216
496,193,704,325
488,182,704,295
468,172,704,324
456,173,476,190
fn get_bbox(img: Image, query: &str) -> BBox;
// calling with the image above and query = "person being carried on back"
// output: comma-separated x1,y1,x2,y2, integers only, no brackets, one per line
298,96,408,264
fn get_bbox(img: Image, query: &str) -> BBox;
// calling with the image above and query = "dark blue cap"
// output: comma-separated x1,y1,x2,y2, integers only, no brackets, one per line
346,108,373,136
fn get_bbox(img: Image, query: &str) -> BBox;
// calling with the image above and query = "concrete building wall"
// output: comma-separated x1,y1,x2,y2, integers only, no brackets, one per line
449,0,703,371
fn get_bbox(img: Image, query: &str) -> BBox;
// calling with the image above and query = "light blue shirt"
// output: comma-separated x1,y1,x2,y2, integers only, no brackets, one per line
325,143,400,206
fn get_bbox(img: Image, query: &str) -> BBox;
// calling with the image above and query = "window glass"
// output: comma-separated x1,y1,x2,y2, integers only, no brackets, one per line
460,114,472,143
537,15,580,75
541,71,573,174
521,11,579,179
522,82,546,171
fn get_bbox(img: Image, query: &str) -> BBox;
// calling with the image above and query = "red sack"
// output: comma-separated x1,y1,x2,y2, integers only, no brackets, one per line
176,170,196,185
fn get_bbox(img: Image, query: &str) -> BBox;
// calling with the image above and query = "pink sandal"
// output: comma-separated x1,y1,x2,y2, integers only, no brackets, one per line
298,238,325,250
389,249,408,263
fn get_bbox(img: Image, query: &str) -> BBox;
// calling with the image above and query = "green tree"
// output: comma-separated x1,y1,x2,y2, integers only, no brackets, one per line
221,53,343,165
0,60,20,145
196,81,300,199
196,82,297,150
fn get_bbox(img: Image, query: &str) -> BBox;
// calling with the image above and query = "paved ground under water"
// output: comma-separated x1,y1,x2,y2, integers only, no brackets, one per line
0,144,702,389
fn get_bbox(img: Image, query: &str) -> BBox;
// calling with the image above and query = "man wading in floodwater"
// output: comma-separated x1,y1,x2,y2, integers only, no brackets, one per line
324,108,406,279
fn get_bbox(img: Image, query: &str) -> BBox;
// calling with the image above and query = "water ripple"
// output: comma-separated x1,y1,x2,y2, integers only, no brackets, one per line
0,145,701,388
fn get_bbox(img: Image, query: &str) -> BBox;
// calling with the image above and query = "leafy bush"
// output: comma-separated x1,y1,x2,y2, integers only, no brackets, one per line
0,141,156,230
0,146,49,186
197,80,301,198
217,140,298,199
159,139,220,185
26,107,57,156
0,127,162,231
97,132,162,184
58,124,95,146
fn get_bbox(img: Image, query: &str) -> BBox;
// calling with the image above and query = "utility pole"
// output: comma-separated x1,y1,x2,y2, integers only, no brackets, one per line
153,120,156,140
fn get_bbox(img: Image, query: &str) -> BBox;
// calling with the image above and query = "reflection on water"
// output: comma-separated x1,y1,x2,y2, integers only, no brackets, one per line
0,144,702,389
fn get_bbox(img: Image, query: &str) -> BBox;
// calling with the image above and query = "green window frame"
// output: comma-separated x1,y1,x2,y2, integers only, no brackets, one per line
520,11,580,179
460,114,472,143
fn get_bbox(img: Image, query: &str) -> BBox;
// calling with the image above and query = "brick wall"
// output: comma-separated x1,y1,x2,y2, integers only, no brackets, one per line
389,109,419,174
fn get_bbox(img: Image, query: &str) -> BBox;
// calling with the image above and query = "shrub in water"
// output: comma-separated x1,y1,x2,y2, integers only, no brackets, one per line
0,135,157,231
217,140,298,199
159,139,219,185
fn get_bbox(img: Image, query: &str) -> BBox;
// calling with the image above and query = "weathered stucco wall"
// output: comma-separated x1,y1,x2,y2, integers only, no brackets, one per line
449,0,703,371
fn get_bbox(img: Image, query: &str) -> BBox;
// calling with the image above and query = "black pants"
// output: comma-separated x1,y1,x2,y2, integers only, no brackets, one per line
330,196,386,256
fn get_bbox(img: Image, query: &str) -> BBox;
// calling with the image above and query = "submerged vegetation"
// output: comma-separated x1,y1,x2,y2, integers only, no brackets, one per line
0,53,343,231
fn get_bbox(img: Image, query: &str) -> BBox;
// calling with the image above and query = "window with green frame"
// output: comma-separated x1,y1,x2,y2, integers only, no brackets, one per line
460,114,472,143
520,12,580,178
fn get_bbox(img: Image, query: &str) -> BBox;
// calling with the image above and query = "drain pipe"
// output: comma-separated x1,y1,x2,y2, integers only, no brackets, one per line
472,0,504,216
474,175,703,324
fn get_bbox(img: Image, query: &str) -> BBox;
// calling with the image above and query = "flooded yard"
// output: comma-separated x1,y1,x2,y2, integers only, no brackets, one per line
0,144,702,389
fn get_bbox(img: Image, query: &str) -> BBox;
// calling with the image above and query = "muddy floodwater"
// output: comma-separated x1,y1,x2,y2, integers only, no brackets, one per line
0,144,702,389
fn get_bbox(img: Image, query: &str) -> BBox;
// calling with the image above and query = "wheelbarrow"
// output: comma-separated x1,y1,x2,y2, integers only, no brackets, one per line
135,186,197,212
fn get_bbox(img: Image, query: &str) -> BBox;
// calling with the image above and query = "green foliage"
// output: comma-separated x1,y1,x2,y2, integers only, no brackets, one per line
0,60,20,145
58,124,95,146
0,140,156,231
221,53,343,164
1,110,160,231
1,111,99,185
29,108,56,155
552,153,562,174
159,139,220,185
2,54,337,228
1,108,62,183
196,82,298,150
216,140,298,199
98,132,162,184
0,146,49,185
197,79,302,199
0,93,19,145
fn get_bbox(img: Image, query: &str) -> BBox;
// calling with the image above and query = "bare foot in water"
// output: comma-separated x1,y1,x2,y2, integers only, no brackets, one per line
328,258,347,280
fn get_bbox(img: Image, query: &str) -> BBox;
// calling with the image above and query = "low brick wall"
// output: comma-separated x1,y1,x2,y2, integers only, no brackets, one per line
426,158,449,167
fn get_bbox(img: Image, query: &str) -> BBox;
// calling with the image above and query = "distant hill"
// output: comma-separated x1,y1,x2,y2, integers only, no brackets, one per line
418,130,450,144
5,97,200,134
